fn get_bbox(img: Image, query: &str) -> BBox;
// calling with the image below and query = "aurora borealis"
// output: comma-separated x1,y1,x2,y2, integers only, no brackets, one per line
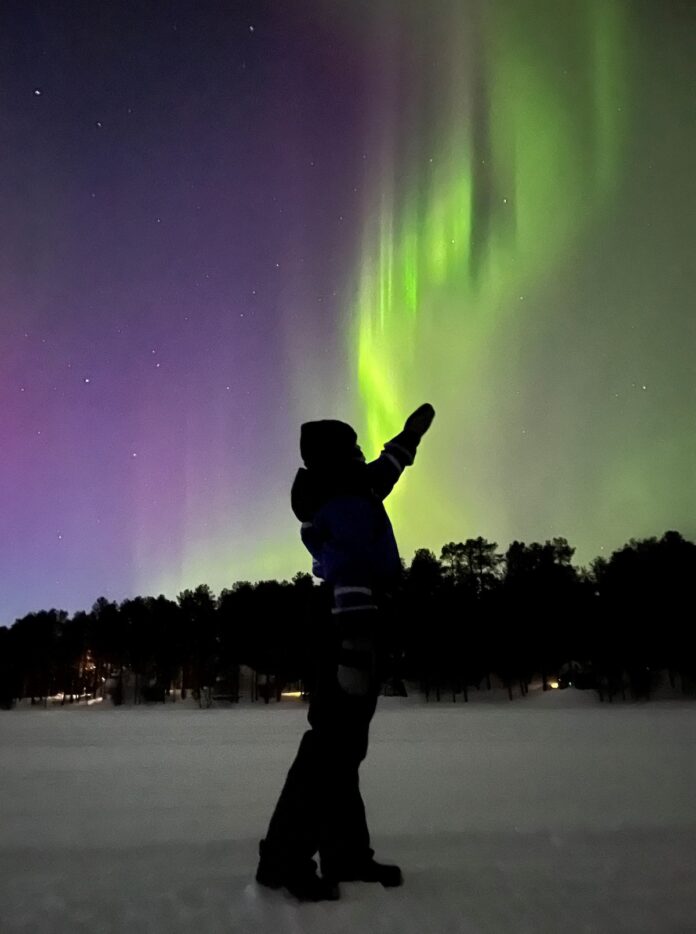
2,1,694,622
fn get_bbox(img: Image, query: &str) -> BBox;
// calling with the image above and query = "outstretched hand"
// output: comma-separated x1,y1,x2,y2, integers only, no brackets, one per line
404,403,435,438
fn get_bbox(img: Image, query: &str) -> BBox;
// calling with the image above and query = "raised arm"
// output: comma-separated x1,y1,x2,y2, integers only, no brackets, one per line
366,403,435,500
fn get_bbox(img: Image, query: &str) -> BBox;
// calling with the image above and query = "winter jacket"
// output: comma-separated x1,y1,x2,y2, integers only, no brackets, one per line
290,427,421,589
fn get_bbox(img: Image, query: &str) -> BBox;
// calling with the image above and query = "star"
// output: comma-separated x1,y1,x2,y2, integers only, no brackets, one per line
33,88,42,96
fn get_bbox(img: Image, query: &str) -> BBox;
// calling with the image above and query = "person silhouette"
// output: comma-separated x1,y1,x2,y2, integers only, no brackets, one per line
255,403,435,901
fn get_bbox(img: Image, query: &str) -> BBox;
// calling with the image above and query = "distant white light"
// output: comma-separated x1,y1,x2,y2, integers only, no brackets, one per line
33,88,42,96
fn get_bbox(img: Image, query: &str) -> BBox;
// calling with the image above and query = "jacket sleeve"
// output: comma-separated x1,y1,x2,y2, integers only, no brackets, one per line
365,428,421,501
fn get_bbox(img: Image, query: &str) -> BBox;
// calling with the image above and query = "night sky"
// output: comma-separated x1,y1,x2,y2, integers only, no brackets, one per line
2,0,694,623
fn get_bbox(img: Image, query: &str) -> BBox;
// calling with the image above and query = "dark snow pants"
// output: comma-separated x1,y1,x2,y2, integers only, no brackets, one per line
260,601,382,877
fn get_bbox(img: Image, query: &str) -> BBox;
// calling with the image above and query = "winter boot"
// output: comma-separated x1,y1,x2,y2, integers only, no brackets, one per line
255,840,341,902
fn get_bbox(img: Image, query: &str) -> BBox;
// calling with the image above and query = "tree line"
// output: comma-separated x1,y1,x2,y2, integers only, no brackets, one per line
1,530,694,709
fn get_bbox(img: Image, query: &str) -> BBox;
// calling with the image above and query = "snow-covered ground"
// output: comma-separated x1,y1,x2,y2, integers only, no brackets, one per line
1,687,695,933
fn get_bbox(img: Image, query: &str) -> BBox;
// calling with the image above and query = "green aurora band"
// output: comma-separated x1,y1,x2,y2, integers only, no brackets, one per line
349,0,633,559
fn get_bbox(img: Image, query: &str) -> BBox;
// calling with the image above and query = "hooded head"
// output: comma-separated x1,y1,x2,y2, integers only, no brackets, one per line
299,419,363,470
